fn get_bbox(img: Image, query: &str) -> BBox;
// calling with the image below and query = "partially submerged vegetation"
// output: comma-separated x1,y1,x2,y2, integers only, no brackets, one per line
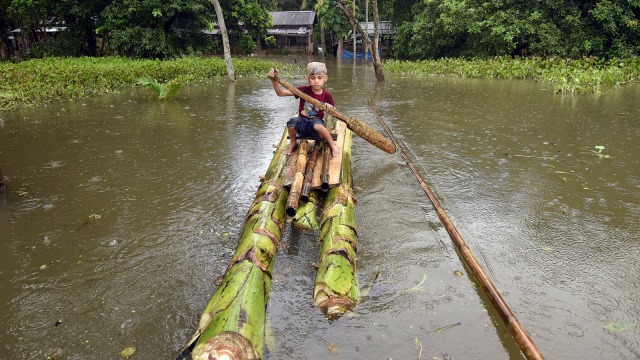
0,57,293,110
384,56,640,94
2,55,639,111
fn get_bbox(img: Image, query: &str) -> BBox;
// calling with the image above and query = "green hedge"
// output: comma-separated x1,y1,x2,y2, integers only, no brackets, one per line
0,56,292,110
384,56,640,94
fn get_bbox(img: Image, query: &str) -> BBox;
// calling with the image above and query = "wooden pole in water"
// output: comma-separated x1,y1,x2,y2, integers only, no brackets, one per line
368,100,545,360
286,140,309,216
300,143,322,203
269,71,396,154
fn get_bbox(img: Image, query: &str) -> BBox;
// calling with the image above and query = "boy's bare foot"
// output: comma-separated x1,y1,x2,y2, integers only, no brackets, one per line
284,143,298,156
330,145,341,157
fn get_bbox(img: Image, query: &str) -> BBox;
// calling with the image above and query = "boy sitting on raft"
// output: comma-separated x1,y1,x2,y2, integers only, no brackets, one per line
268,62,340,157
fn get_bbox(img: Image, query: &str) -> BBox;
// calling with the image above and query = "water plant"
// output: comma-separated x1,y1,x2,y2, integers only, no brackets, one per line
592,145,611,159
0,57,293,110
136,76,191,100
383,56,640,94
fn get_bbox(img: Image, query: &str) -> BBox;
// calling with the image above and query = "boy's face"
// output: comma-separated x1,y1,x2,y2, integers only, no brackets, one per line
307,73,327,91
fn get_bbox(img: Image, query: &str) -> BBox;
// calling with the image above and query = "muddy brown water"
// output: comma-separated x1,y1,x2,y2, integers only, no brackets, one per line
1,58,639,359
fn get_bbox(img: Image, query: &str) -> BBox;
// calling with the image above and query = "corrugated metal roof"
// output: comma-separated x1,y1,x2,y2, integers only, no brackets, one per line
269,11,316,27
358,21,396,35
267,28,309,36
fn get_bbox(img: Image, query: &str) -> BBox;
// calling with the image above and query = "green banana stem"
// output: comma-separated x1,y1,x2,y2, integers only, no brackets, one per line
313,129,359,318
190,130,289,360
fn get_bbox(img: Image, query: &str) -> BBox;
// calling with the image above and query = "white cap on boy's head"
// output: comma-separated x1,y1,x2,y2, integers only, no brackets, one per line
306,62,327,76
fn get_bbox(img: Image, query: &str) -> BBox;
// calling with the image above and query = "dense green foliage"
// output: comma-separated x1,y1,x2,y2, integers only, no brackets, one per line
384,56,640,94
392,0,640,59
1,0,272,59
99,0,213,59
0,57,292,109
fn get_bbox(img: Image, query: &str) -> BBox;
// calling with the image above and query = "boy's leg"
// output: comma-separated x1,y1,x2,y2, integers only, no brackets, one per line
285,118,301,156
285,126,298,156
314,124,340,157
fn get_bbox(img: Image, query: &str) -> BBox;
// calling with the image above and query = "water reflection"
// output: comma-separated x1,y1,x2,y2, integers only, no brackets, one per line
0,59,638,359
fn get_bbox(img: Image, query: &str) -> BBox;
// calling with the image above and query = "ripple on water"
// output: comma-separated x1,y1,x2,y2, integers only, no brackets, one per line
587,290,621,323
11,293,62,334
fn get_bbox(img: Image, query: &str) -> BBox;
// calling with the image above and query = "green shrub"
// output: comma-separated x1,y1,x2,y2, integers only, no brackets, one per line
0,56,293,110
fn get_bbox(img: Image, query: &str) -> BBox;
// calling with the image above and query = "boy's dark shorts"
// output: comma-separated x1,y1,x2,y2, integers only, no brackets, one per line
287,116,326,138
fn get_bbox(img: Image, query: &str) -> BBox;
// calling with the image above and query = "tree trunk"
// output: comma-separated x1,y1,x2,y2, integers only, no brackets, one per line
211,0,236,81
363,0,369,60
336,0,384,81
314,129,359,318
371,0,384,81
352,0,356,56
320,16,326,57
337,37,343,63
85,19,97,56
187,130,289,359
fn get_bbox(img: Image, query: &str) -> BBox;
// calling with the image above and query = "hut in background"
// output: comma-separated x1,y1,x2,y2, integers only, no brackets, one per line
263,11,316,55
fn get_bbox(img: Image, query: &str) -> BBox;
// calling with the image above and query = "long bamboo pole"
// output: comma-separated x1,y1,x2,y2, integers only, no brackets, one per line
368,100,545,360
286,140,309,216
320,118,334,191
300,143,322,203
269,71,395,154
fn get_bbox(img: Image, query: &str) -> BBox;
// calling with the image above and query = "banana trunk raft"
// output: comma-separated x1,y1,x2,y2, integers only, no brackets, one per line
180,119,358,360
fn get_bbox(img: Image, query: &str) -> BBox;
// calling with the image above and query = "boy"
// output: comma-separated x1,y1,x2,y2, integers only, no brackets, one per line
268,62,340,157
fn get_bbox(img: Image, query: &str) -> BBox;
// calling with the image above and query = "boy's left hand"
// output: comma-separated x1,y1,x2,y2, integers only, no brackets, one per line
267,68,278,80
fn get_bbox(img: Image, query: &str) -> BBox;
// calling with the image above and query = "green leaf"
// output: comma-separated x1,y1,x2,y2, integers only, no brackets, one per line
120,346,136,358
603,322,635,332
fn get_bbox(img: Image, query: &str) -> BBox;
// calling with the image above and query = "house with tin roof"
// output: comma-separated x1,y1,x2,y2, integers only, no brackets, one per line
263,11,316,55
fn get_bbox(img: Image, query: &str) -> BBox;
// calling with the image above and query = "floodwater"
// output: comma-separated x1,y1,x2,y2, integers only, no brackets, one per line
1,58,639,360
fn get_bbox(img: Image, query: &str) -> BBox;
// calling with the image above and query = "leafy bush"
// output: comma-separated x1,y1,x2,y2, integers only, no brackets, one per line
383,56,640,94
0,57,293,109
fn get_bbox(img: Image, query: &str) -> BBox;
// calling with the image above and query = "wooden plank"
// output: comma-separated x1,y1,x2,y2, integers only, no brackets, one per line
328,122,348,185
281,147,298,187
311,121,346,189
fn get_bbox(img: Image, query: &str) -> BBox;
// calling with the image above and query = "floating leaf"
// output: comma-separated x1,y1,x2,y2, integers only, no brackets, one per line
603,322,635,332
594,145,605,151
327,343,340,355
454,270,464,277
88,214,102,221
542,247,554,252
40,264,48,270
120,346,136,359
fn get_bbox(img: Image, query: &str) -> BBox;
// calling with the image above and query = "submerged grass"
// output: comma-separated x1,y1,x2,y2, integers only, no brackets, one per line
0,56,293,110
384,56,640,94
